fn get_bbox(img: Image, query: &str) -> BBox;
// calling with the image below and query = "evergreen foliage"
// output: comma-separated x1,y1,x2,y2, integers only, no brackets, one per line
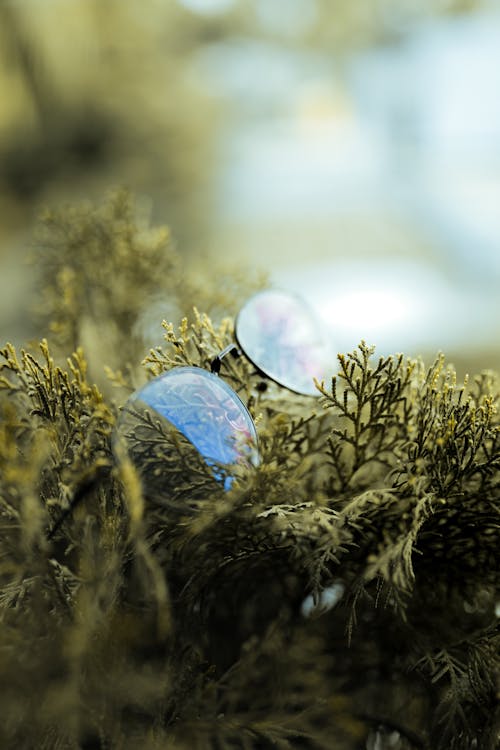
0,192,498,749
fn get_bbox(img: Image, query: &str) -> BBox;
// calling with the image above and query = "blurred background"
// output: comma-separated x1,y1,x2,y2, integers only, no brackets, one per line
1,0,500,375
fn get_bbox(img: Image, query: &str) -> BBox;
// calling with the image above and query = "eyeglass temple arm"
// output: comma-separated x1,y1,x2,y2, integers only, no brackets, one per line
210,343,242,374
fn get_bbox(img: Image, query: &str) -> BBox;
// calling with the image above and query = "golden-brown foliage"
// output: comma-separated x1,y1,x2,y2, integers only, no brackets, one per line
0,194,498,749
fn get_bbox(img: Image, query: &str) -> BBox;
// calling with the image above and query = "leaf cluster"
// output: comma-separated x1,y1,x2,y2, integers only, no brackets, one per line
34,190,264,387
128,327,500,748
0,195,497,749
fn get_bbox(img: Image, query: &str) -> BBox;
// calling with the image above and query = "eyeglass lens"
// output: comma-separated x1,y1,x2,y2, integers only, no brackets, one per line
119,289,333,485
235,289,332,396
126,366,258,476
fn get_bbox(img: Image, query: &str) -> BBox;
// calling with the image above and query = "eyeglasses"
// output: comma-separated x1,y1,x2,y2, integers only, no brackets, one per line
118,289,333,489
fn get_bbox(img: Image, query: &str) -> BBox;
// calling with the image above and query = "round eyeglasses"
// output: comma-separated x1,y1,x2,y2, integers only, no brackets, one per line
118,289,333,489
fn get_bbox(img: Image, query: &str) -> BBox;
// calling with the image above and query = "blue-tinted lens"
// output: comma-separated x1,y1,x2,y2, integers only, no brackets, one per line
235,289,332,396
123,367,258,484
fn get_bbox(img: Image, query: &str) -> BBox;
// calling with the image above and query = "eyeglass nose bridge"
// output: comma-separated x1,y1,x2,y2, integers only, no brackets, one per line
210,343,242,375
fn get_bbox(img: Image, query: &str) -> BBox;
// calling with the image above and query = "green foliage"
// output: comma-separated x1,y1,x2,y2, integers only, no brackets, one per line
0,194,498,749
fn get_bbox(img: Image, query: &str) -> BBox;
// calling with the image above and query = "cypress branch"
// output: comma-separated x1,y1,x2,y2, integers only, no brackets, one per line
0,192,497,749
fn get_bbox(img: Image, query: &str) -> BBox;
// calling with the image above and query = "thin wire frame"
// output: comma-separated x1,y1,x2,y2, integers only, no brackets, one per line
119,289,333,487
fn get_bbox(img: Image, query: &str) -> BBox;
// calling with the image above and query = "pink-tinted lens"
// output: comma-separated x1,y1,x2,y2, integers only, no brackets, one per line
235,289,332,395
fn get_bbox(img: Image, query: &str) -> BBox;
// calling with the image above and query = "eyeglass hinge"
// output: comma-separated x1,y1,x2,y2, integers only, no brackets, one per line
211,344,241,374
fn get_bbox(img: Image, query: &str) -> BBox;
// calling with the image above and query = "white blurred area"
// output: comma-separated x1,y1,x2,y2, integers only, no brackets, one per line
184,1,500,369
1,0,499,373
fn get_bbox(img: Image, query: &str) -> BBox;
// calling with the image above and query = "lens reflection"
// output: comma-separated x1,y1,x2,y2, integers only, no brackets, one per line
121,367,258,486
235,289,332,395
